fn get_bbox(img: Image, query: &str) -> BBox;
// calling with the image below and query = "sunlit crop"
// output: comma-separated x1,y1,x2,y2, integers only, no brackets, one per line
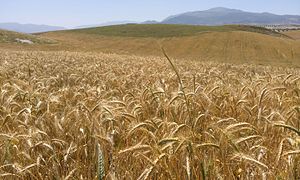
0,50,299,179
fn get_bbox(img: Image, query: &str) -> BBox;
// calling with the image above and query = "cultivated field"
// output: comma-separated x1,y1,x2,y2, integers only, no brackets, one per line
284,30,300,41
1,25,300,67
37,25,300,66
0,50,300,179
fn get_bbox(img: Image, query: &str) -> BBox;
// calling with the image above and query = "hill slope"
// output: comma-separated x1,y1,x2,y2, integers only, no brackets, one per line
284,30,300,40
162,7,300,25
0,29,53,44
66,24,286,38
38,24,300,66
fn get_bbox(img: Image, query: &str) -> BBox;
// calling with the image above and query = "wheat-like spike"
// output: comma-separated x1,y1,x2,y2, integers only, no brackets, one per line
275,138,286,166
200,161,207,180
127,122,156,137
207,86,219,95
234,135,262,145
259,88,268,107
121,113,136,121
64,168,77,180
282,150,300,156
216,117,238,125
137,167,153,180
174,140,186,154
0,173,21,178
168,95,181,106
196,143,220,149
118,144,151,154
162,47,192,125
137,154,166,180
232,153,268,170
193,114,205,129
158,138,180,146
283,74,293,84
171,124,189,135
274,123,300,136
236,99,248,106
225,122,254,132
64,142,73,162
186,155,191,180
102,106,114,117
97,143,105,180
18,163,37,173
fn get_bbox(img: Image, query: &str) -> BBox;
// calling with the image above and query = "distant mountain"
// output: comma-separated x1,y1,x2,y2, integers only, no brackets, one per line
76,20,162,29
162,7,300,25
75,21,138,29
140,20,160,24
0,23,66,33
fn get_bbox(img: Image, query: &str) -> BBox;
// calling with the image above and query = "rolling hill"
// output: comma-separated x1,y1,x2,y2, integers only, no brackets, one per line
0,29,54,44
162,7,300,25
1,24,299,66
65,24,287,38
36,24,300,66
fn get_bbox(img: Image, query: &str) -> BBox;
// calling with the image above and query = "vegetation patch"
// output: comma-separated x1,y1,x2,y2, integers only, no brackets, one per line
0,29,55,44
67,24,287,38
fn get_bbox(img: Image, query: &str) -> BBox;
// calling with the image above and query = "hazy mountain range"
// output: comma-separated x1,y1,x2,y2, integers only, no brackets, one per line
1,7,300,33
75,21,138,29
0,23,66,33
162,7,300,25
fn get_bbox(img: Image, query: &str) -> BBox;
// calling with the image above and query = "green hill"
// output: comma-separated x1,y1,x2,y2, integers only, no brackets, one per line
0,29,53,44
66,24,286,38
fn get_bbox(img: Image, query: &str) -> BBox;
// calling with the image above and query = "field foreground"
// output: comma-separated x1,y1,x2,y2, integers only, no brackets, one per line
0,50,300,179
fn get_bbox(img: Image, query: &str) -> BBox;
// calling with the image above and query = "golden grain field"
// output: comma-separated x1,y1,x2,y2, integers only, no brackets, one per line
0,50,300,179
39,31,300,67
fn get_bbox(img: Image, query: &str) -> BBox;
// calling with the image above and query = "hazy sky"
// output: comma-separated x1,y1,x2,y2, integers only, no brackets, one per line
1,0,299,28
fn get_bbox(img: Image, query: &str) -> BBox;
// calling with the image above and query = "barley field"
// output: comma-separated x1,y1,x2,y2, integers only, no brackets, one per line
0,50,300,179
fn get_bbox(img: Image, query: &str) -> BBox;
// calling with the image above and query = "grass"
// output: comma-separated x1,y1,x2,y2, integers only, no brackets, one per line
0,50,300,179
65,24,286,38
0,29,53,44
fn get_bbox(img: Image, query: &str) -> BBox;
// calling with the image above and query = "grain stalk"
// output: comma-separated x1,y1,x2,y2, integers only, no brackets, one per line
162,48,192,125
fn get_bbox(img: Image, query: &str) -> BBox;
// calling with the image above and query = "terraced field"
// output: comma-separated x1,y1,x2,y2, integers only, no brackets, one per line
0,50,300,179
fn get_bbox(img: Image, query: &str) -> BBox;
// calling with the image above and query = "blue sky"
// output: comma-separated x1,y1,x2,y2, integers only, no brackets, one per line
0,0,299,28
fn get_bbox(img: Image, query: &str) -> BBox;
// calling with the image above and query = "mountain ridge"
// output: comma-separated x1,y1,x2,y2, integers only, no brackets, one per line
1,7,300,33
162,7,300,25
75,21,138,29
0,22,66,33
